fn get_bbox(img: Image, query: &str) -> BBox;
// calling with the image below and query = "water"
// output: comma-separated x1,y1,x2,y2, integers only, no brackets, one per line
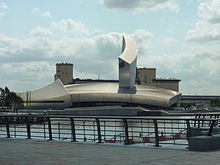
0,117,190,147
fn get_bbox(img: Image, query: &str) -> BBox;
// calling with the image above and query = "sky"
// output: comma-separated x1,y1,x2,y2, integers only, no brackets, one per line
0,0,220,95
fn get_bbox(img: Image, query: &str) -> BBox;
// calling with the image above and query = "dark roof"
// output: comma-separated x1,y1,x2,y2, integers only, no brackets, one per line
138,68,156,70
56,63,73,65
73,78,118,83
153,79,181,82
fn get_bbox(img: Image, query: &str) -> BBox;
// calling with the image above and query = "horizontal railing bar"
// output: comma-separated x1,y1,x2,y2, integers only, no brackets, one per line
1,114,219,121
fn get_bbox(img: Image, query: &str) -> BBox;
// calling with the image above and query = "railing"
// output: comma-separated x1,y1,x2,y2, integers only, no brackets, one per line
0,114,219,147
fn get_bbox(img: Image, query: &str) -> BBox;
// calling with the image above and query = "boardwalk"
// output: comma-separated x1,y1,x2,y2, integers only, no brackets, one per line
0,138,220,165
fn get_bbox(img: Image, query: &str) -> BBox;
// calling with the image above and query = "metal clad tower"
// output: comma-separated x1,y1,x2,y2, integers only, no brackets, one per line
119,36,138,89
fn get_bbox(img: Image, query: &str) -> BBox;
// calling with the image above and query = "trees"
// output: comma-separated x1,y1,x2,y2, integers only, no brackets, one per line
0,87,23,109
210,99,220,107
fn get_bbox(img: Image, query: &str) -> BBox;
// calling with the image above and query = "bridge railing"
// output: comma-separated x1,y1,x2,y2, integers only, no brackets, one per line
0,114,219,147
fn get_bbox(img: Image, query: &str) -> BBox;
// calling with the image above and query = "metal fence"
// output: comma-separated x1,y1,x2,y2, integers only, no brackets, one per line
0,114,219,147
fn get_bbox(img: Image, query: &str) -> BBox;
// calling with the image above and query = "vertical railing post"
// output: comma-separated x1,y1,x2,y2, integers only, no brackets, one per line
123,119,129,145
83,121,86,141
43,121,46,139
153,119,159,147
103,121,106,141
201,115,205,127
58,122,60,140
47,117,52,140
70,118,76,142
207,120,215,136
5,116,10,138
198,115,201,128
96,118,102,143
26,116,31,139
14,124,16,138
93,121,96,141
209,115,213,126
194,115,197,127
186,119,191,140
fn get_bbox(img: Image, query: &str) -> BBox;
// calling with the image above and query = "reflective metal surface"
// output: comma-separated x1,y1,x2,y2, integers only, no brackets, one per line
17,80,72,109
66,82,180,107
17,36,181,109
119,36,138,89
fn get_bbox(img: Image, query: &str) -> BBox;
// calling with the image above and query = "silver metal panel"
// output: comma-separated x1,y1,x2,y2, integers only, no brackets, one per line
119,36,138,89
17,80,180,109
66,82,180,108
119,36,138,64
26,95,72,110
72,93,131,103
17,79,69,100
17,80,71,109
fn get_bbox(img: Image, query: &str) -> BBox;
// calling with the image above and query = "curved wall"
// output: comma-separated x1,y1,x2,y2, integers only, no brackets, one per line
66,82,180,108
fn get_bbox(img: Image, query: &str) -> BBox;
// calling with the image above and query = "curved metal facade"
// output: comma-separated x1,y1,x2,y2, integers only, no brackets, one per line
18,81,180,109
17,36,181,109
17,80,72,109
119,36,138,89
66,82,180,108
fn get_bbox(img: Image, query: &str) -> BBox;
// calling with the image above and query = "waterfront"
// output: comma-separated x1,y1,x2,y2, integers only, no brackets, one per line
1,114,218,149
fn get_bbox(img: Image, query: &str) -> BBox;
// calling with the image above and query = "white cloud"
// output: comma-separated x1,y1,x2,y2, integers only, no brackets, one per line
42,11,52,18
167,1,179,12
139,44,220,94
0,2,8,9
100,0,179,13
186,0,220,43
198,0,220,23
131,29,152,56
32,8,53,19
1,17,220,94
30,27,52,37
51,18,88,35
0,28,153,91
186,21,220,42
0,62,54,91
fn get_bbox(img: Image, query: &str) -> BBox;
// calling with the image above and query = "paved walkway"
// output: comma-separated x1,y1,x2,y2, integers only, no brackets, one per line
1,138,220,165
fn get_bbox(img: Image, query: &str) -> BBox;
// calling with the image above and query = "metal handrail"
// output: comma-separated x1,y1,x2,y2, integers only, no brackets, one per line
1,114,219,147
1,114,219,121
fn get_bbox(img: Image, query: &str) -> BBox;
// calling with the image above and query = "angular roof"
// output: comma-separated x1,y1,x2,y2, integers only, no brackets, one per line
17,79,69,100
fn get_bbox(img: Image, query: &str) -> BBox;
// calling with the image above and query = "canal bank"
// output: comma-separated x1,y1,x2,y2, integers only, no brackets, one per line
0,138,220,165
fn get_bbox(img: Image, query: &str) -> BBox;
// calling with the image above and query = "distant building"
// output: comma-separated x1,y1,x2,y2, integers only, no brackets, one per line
136,68,180,92
72,67,181,92
54,63,73,85
18,36,181,110
181,95,220,105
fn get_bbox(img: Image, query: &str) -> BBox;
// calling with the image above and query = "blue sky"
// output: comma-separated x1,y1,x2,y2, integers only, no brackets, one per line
0,0,220,95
